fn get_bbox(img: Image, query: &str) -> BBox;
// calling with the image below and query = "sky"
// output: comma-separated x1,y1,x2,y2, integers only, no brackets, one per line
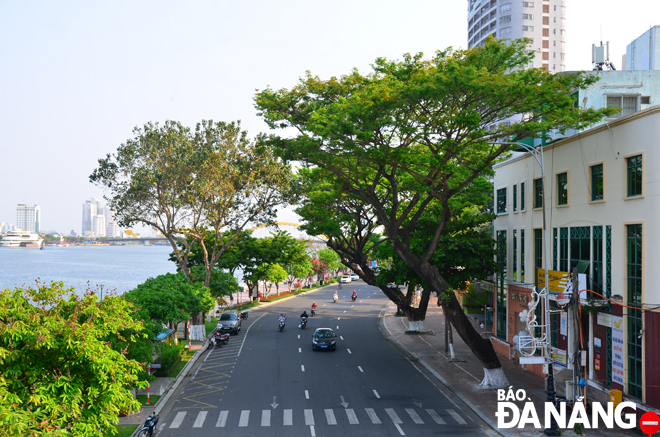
1,0,658,234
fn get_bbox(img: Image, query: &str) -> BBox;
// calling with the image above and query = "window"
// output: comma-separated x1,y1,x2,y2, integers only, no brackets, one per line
523,25,534,32
570,227,590,273
513,229,518,281
561,18,566,26
497,187,507,213
501,26,512,36
560,29,566,36
520,182,526,211
534,229,543,270
591,164,604,201
534,178,543,208
500,3,511,12
523,1,534,7
561,41,566,49
523,13,534,19
553,52,556,58
559,227,568,272
607,95,638,118
513,184,518,212
520,229,525,283
627,224,643,399
560,53,566,60
593,226,603,295
561,6,566,14
641,96,650,105
496,230,507,340
557,172,568,205
500,15,511,24
626,155,643,197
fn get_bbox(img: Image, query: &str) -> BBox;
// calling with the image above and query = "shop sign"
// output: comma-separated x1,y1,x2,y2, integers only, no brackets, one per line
551,347,567,367
611,316,624,385
560,312,567,336
597,313,611,327
594,337,601,347
595,358,601,371
510,292,529,303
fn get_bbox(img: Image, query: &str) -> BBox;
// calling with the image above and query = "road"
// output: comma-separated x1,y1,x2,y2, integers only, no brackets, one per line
155,281,495,436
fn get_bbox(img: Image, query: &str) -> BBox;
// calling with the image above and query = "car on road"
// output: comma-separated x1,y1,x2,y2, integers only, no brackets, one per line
217,311,241,335
350,273,359,281
340,275,352,283
312,328,337,351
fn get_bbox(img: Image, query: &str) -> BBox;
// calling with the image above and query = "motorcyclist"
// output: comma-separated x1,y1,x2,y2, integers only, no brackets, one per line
333,291,338,302
311,302,317,316
278,314,286,325
352,290,357,300
300,310,308,320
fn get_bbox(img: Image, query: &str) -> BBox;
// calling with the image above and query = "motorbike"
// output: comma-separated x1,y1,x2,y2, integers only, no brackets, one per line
333,294,338,303
278,316,286,331
352,294,357,302
311,308,316,317
338,283,343,289
137,414,159,437
240,311,249,320
300,317,308,329
211,331,230,348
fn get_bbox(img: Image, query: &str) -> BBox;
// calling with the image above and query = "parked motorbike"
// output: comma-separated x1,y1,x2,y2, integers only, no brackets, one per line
240,311,249,320
211,331,230,348
300,317,308,329
137,414,159,437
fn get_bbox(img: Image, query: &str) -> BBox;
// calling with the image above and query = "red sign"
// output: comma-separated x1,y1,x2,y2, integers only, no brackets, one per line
594,359,600,371
640,411,660,436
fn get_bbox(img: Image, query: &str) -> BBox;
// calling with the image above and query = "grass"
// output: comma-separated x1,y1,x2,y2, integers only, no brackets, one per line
111,424,138,437
169,348,193,378
136,394,161,406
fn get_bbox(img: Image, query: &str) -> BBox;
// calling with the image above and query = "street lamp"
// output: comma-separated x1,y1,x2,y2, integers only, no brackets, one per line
492,141,557,435
100,284,104,302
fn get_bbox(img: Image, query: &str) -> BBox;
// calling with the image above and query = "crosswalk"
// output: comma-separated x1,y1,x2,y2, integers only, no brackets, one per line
166,406,469,429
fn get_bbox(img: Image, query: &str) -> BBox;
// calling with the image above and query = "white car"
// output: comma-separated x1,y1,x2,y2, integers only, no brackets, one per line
350,273,359,281
340,275,352,283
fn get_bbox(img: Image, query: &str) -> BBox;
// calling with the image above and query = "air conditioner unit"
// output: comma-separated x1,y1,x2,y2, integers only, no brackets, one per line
565,381,574,401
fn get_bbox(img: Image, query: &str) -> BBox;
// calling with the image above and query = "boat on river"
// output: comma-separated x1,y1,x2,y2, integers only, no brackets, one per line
0,231,44,247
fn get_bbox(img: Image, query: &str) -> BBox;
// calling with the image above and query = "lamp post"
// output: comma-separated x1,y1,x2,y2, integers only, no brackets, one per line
100,284,104,302
492,141,557,435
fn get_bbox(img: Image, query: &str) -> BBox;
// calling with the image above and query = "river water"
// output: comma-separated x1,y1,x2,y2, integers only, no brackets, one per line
0,245,178,296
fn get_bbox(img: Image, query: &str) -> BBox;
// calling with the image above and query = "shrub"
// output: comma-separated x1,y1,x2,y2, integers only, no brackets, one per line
154,342,185,375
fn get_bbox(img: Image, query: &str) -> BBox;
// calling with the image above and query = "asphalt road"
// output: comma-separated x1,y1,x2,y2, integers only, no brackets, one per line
155,281,495,437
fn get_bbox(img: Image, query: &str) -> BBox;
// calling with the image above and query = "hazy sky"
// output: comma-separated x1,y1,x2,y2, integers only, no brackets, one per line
1,1,658,233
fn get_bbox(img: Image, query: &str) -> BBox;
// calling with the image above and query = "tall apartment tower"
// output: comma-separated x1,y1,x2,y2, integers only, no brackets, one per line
467,0,567,73
16,204,41,233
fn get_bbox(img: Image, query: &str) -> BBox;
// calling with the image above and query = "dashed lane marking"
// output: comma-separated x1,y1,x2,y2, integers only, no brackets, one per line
373,390,380,398
358,366,364,373
284,409,293,426
325,409,337,425
261,410,271,427
346,408,359,424
365,408,381,424
304,409,315,425
305,390,309,399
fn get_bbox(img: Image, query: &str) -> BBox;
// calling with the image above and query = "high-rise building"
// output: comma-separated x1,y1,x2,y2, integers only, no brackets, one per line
467,0,567,72
106,221,118,238
82,198,113,237
16,204,41,233
624,25,660,71
82,198,98,235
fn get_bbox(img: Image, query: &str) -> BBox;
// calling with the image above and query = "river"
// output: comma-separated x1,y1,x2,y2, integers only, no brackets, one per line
0,245,178,296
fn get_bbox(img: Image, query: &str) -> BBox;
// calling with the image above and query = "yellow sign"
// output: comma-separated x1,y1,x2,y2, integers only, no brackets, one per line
536,269,571,293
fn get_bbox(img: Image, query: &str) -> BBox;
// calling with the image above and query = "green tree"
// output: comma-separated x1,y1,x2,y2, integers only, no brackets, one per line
255,38,614,387
125,273,213,342
90,120,293,323
190,265,240,307
0,282,148,436
261,263,288,295
318,247,342,277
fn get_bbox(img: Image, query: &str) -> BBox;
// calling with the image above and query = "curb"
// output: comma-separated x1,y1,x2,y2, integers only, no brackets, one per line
380,303,514,437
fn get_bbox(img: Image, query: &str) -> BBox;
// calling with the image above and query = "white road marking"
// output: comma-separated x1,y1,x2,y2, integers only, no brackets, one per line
204,348,213,361
305,390,309,399
304,409,315,425
284,409,293,426
158,424,166,432
301,365,305,372
373,390,380,398
310,425,316,436
343,311,346,313
261,410,271,426
340,336,344,340
447,409,467,425
426,409,446,424
345,408,359,424
367,296,371,298
406,409,424,424
192,361,203,380
170,412,186,428
299,348,302,353
358,366,364,372
325,409,337,425
347,349,352,354
385,408,401,423
216,411,228,427
365,408,381,424
394,423,406,435
298,335,300,339
338,317,340,320
337,326,339,329
193,411,207,428
238,313,267,357
239,410,250,427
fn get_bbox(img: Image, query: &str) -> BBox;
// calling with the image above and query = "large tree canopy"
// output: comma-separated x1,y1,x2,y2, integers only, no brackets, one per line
0,283,147,436
255,38,614,387
90,120,293,293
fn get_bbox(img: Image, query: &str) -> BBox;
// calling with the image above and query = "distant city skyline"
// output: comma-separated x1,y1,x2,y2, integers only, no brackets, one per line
1,1,658,232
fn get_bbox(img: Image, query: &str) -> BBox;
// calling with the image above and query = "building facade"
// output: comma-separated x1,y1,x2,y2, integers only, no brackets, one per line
624,25,660,71
82,197,113,237
491,106,660,410
467,0,567,72
16,204,40,233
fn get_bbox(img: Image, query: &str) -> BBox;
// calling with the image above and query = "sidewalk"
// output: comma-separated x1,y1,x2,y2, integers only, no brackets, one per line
118,342,206,427
382,304,635,436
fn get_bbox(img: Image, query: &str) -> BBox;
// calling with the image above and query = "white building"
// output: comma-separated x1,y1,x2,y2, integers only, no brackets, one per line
82,198,113,237
16,204,40,233
468,0,567,72
491,105,660,410
106,221,118,238
624,25,660,71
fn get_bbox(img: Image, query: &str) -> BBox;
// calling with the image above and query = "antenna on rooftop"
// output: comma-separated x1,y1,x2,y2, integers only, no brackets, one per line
592,41,616,71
